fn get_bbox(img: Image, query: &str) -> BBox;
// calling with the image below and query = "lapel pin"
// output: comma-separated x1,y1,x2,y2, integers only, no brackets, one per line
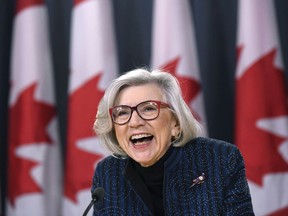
190,173,205,188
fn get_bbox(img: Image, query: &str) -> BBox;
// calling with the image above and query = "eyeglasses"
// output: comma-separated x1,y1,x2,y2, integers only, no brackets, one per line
109,100,170,125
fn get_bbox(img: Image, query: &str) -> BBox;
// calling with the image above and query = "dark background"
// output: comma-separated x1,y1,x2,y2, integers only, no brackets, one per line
1,0,288,214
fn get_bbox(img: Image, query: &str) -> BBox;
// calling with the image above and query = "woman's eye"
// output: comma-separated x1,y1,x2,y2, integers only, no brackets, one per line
143,105,157,111
117,110,129,116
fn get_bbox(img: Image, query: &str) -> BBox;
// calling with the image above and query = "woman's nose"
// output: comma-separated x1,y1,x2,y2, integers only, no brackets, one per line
128,110,145,127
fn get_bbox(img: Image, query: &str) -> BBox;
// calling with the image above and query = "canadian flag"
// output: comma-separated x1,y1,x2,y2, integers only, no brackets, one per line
151,0,207,132
63,0,118,215
7,0,62,215
235,1,288,215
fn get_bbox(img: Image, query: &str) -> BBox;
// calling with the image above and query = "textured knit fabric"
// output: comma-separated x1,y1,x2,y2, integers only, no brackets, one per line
92,137,255,215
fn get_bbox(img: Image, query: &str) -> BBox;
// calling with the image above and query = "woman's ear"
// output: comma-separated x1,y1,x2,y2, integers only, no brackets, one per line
171,122,180,138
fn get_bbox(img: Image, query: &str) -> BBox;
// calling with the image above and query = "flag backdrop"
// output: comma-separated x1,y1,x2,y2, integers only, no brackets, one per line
63,0,118,215
151,0,207,134
1,1,288,216
235,0,288,215
7,0,62,215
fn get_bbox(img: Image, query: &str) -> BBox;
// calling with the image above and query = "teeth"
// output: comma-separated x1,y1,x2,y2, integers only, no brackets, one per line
131,134,152,140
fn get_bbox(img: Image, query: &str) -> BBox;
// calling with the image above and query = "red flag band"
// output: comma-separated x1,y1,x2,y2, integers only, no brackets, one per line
235,1,288,215
151,0,207,135
7,0,62,215
63,0,118,215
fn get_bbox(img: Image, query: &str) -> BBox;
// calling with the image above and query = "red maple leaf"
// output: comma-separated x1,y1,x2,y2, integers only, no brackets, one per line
236,49,288,186
73,0,87,7
269,206,288,216
8,83,56,205
160,56,202,120
65,73,105,202
16,0,44,14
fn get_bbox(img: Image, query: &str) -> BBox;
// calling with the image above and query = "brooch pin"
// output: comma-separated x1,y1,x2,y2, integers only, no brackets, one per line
190,173,205,188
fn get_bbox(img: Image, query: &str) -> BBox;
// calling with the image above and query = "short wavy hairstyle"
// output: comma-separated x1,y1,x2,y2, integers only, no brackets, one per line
93,68,203,156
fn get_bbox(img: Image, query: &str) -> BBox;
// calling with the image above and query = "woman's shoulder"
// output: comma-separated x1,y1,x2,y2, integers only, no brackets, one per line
182,136,241,159
96,154,128,170
180,137,246,176
187,136,238,151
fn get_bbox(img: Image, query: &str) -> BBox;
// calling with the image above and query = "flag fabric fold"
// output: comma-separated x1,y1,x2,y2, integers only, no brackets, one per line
7,0,62,215
151,0,207,134
63,0,118,215
235,1,288,215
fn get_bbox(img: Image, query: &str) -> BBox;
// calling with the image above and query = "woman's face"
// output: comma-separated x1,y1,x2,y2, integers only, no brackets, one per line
113,84,179,167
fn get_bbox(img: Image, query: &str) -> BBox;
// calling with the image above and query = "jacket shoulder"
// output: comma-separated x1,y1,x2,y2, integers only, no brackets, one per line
181,137,245,179
96,155,127,173
184,137,240,157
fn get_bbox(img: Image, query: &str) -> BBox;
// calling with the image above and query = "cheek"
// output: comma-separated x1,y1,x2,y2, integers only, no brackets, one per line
115,127,122,140
114,126,127,146
156,120,174,140
158,116,178,141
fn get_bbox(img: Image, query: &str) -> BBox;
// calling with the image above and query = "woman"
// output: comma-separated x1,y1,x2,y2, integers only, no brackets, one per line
92,68,254,215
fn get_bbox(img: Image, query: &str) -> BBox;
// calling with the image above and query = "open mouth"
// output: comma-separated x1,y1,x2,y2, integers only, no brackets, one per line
130,134,154,145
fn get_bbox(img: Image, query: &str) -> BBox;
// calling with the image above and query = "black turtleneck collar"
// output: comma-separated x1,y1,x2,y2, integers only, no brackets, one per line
132,146,173,182
130,146,174,216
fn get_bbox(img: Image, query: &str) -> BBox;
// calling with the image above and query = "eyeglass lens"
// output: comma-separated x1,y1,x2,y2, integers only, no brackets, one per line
112,101,160,124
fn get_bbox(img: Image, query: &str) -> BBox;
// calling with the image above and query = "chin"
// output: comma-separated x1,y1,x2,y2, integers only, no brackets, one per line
133,156,153,166
138,161,153,167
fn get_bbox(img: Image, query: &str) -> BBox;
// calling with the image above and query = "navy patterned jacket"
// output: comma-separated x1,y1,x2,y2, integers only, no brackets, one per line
92,137,254,215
